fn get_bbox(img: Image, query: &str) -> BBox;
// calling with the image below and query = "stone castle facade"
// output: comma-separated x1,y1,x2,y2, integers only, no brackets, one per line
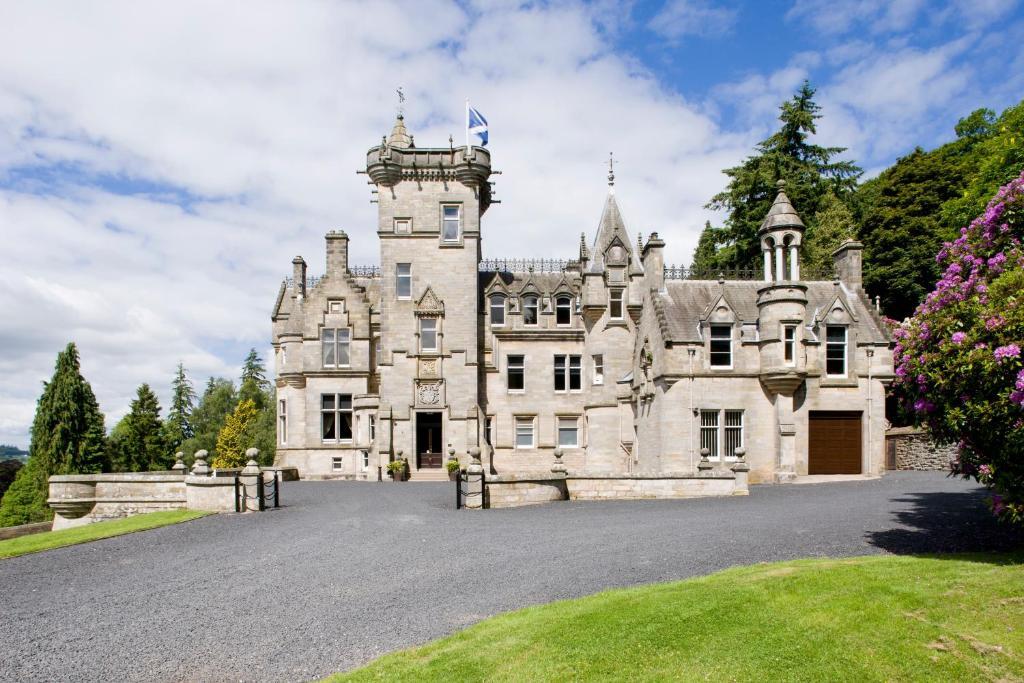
271,115,894,485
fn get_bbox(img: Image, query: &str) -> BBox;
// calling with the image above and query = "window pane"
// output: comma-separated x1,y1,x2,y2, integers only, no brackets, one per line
338,394,352,410
609,290,623,319
442,205,460,241
724,410,743,458
558,418,578,447
700,410,719,458
556,297,571,325
569,355,581,390
337,329,350,365
339,413,352,440
827,326,846,343
710,325,731,366
554,355,566,391
508,355,525,390
322,411,336,441
420,318,437,350
524,297,538,325
321,394,335,410
397,263,411,298
490,296,505,325
322,329,336,366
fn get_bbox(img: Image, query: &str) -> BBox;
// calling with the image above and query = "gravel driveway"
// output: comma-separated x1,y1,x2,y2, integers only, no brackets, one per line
0,471,1019,682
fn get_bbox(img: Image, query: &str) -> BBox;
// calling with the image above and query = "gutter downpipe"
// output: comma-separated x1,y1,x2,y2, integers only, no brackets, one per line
867,347,874,475
688,347,696,473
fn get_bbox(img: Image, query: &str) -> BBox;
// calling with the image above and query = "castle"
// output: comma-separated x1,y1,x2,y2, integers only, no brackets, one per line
270,114,894,487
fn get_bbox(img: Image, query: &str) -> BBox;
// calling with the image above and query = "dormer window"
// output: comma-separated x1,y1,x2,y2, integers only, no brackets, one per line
441,204,461,242
709,324,732,368
523,295,539,326
555,296,572,326
490,294,506,326
609,289,624,320
826,326,847,376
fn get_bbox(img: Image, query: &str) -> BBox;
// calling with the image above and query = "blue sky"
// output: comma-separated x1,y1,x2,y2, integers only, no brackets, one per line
0,0,1021,447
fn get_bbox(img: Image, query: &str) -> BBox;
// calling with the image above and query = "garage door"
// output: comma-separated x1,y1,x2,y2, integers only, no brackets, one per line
809,411,862,474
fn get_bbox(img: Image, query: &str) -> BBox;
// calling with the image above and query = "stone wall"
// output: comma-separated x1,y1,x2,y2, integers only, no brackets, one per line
886,427,957,471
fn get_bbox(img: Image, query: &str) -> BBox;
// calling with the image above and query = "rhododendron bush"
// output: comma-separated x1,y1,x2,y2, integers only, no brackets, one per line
894,170,1024,524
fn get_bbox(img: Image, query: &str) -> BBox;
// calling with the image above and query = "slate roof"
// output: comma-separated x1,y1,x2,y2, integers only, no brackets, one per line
479,270,582,295
657,280,891,344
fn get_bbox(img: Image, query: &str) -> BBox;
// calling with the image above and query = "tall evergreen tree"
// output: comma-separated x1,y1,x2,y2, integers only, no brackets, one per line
111,384,167,472
212,399,260,469
241,348,268,390
803,189,856,276
0,343,108,526
698,82,861,270
163,362,196,451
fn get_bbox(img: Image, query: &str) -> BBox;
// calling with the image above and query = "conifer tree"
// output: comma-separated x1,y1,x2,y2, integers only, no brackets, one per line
697,82,861,270
241,348,268,390
112,384,167,472
0,343,107,526
803,189,856,275
163,362,196,451
213,399,259,468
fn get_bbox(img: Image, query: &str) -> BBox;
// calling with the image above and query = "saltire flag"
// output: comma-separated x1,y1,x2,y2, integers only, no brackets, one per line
467,104,488,146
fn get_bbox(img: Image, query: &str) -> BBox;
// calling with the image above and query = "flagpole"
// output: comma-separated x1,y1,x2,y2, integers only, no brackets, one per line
465,98,470,154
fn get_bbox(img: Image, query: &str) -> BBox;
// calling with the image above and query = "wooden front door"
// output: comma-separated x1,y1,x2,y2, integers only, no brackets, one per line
809,411,862,474
416,412,443,468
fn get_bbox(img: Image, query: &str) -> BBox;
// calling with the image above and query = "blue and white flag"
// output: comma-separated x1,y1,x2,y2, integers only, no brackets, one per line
467,104,488,146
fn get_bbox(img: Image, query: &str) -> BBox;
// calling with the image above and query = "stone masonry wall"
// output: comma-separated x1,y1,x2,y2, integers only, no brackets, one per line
886,427,957,471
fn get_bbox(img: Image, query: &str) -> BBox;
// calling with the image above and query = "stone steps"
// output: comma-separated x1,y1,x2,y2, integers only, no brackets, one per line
408,469,451,482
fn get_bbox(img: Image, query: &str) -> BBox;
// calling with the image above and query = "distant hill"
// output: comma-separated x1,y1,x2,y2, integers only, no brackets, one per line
0,445,28,462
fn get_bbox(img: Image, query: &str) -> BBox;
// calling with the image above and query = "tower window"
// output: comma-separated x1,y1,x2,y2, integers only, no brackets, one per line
609,289,624,320
490,294,506,326
420,318,438,352
507,354,525,391
278,399,287,445
523,295,539,326
709,324,732,367
555,296,572,326
826,326,847,376
442,205,461,242
396,263,411,299
783,325,797,365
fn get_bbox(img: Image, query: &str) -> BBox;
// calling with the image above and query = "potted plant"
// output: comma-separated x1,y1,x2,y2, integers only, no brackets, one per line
386,459,406,482
446,459,461,481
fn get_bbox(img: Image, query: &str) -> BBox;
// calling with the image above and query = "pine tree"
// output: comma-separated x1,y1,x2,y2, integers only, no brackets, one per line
701,82,861,269
163,362,196,451
0,343,107,526
179,378,237,461
113,384,168,472
213,399,259,468
241,348,268,390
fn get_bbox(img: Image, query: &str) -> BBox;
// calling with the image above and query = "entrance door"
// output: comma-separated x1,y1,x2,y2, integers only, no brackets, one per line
416,412,443,468
808,411,862,474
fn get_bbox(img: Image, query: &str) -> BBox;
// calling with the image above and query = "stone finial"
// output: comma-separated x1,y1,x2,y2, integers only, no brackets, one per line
191,450,210,476
777,179,786,190
697,447,713,472
734,447,746,460
171,452,187,473
468,446,483,474
242,449,261,474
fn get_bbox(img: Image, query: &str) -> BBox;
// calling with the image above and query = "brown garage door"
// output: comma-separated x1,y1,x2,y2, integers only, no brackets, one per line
809,411,862,474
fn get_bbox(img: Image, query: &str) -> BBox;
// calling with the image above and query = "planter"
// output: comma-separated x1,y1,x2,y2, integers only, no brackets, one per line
448,470,459,481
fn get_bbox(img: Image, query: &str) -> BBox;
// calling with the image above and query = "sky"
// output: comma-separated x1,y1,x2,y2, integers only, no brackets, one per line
1,0,1022,448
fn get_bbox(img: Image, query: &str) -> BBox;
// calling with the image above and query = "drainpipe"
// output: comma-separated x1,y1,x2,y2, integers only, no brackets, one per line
867,348,874,475
688,347,696,473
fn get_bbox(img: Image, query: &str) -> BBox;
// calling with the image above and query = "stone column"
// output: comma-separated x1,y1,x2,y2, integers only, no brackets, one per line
240,449,263,512
789,245,800,280
774,245,784,281
191,450,211,476
463,447,484,509
775,398,797,482
763,250,772,282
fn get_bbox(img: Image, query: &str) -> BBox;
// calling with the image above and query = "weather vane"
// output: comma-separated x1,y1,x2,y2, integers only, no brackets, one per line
608,152,616,187
396,86,405,117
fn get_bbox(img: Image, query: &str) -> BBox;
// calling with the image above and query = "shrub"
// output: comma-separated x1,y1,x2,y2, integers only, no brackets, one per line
893,169,1024,523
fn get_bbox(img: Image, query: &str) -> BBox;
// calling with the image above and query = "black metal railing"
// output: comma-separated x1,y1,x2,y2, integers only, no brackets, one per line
479,258,576,273
234,471,281,512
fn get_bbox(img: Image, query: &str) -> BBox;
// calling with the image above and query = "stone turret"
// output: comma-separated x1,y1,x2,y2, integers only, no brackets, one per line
759,180,805,283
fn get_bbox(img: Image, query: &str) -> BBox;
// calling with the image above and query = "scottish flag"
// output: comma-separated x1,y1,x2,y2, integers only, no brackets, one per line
468,105,488,146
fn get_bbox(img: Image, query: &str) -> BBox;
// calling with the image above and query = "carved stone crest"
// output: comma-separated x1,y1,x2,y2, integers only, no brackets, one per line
417,382,442,406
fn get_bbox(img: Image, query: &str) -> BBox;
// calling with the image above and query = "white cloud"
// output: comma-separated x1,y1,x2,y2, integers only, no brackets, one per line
786,0,927,35
649,0,738,39
0,0,746,446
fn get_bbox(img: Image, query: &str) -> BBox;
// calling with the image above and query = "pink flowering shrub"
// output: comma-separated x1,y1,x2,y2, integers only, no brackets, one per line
894,170,1024,524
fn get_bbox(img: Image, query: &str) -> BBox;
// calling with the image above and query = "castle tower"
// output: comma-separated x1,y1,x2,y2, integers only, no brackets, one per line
756,180,809,481
365,114,493,475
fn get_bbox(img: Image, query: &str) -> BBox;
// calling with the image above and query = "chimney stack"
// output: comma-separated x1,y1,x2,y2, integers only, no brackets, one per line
325,230,349,277
292,256,307,298
832,240,864,290
642,232,666,292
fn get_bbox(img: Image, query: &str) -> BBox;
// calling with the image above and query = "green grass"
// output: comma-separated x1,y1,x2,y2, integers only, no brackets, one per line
332,554,1024,682
0,509,211,559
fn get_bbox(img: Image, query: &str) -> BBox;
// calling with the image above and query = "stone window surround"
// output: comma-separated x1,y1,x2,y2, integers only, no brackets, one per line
708,323,733,369
507,354,525,393
826,324,848,377
419,317,439,353
699,408,744,460
522,294,539,326
489,293,506,326
557,414,581,448
440,203,463,246
553,354,582,393
783,323,798,366
396,263,412,299
332,456,344,471
321,393,354,444
608,288,624,320
394,217,412,234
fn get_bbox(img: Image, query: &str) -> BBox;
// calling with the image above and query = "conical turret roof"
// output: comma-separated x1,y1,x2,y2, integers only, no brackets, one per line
589,193,634,272
759,180,805,234
387,114,412,148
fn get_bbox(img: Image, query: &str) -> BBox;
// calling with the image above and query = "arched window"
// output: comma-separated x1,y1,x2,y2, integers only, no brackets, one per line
555,296,572,326
523,295,539,326
489,294,506,326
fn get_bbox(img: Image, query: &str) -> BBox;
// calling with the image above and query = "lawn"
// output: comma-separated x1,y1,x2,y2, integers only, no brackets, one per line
0,509,211,559
332,553,1024,682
